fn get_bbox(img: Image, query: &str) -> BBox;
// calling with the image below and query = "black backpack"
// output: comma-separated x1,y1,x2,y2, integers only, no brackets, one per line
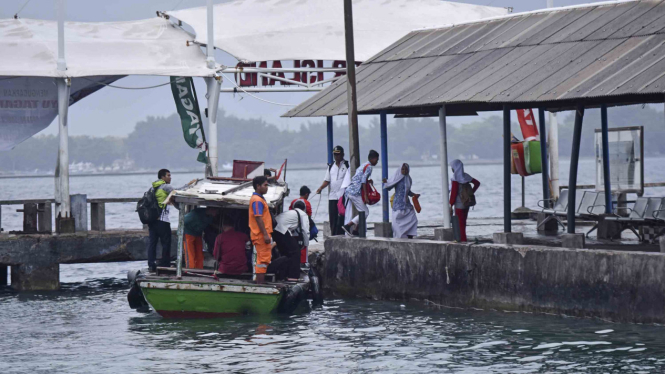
136,186,162,224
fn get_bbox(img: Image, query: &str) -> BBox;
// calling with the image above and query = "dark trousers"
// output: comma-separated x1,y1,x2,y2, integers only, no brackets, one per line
147,220,171,268
328,199,343,236
455,208,469,242
272,231,301,280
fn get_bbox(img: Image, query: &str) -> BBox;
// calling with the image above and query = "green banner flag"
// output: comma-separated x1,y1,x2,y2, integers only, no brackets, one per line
170,76,208,164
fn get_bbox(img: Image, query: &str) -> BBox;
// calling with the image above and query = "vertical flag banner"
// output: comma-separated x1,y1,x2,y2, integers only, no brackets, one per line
170,76,208,164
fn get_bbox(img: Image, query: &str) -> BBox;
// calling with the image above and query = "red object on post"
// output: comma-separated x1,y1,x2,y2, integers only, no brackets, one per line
511,143,528,177
517,109,539,141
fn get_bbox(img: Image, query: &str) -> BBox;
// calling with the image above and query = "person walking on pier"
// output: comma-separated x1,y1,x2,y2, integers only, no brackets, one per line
341,150,379,236
146,169,193,272
249,176,273,284
449,160,480,242
383,163,420,239
316,145,350,235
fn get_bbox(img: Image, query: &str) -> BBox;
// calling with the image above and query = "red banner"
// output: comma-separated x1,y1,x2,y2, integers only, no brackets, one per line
516,109,539,141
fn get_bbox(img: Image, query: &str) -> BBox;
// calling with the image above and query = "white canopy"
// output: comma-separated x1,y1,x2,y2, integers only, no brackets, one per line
0,17,213,77
168,0,508,63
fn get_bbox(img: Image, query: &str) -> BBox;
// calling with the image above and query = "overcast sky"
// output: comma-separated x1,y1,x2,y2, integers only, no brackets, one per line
1,0,618,137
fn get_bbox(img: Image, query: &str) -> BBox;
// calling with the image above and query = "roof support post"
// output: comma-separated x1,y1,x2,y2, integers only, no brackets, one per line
549,112,560,201
600,104,612,214
344,0,360,174
439,106,451,228
538,108,550,208
503,106,511,233
380,111,389,223
327,117,334,165
206,0,215,69
567,103,585,234
56,0,66,71
55,78,71,220
206,76,221,176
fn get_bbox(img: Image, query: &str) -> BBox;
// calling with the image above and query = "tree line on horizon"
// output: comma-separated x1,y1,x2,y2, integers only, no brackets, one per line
0,105,663,173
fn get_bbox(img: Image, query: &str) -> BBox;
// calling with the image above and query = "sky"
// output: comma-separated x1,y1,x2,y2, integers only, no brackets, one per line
0,0,624,137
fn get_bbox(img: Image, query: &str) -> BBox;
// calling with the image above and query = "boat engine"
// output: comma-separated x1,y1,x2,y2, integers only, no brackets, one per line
308,266,324,307
127,270,150,311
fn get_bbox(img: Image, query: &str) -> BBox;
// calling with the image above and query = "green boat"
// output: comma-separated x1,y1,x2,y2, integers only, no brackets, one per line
129,268,312,318
127,160,323,318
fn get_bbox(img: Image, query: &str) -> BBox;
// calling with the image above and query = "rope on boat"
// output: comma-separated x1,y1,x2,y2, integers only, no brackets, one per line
313,194,322,219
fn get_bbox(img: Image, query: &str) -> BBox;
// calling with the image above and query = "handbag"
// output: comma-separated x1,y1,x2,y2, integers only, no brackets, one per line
412,194,422,213
362,180,381,206
308,215,319,241
337,196,346,215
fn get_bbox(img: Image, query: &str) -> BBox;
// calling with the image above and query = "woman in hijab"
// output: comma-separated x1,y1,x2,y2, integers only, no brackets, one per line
383,163,420,238
449,159,480,242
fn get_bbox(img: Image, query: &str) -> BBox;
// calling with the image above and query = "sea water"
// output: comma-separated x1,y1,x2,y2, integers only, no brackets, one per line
2,159,665,372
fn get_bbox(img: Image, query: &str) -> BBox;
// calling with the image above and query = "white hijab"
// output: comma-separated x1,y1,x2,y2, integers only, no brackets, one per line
384,163,412,204
450,159,473,184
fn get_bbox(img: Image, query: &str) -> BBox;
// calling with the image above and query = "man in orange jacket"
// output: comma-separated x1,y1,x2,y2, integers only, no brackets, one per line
249,176,273,284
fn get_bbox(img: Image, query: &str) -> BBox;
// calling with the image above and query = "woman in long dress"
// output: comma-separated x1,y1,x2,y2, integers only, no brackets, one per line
449,159,480,242
384,163,419,238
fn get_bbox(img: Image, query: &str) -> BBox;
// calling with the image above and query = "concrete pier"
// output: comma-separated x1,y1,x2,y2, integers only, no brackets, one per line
0,230,177,290
322,236,665,324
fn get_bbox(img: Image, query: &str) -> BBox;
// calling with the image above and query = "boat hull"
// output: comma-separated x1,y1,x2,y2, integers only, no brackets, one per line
139,280,283,318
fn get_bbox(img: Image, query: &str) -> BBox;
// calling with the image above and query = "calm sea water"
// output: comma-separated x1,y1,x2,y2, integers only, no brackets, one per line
2,159,665,373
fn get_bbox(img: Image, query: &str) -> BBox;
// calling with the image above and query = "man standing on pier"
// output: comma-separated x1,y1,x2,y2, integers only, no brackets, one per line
315,145,350,236
146,169,193,272
249,176,273,284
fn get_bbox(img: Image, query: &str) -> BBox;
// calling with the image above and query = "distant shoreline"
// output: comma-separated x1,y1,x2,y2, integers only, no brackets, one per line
0,157,599,179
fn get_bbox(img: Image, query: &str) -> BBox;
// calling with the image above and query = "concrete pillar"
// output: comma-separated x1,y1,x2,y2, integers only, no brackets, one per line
434,227,455,241
323,221,332,238
597,215,621,240
660,236,665,253
70,194,87,232
0,265,7,286
20,203,38,233
37,202,52,233
11,263,59,291
90,202,105,231
536,212,558,233
374,222,392,238
493,232,524,245
562,233,585,249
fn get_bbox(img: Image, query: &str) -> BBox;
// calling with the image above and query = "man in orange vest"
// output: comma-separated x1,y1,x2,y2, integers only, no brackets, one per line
249,175,273,284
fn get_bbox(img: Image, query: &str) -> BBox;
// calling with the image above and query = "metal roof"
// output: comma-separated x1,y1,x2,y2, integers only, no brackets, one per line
285,0,665,118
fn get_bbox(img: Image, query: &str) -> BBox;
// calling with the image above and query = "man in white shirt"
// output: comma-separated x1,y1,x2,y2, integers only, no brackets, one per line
272,201,309,280
315,145,350,236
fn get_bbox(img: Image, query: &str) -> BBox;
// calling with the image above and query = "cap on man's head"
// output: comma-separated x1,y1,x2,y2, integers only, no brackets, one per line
333,145,344,154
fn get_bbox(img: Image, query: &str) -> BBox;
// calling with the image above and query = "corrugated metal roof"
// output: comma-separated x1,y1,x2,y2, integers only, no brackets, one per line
285,0,665,117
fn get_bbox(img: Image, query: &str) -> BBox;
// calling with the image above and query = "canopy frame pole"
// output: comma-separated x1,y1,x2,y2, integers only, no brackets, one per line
601,104,612,214
55,78,71,219
503,106,511,233
206,76,221,176
206,0,215,69
327,117,334,165
380,111,389,223
344,0,360,174
176,203,185,279
538,108,550,208
549,112,560,201
567,103,585,234
56,0,66,71
439,106,451,228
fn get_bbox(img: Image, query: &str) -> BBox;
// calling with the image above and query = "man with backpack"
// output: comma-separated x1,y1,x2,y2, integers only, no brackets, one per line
449,159,481,242
315,145,350,236
142,169,194,272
